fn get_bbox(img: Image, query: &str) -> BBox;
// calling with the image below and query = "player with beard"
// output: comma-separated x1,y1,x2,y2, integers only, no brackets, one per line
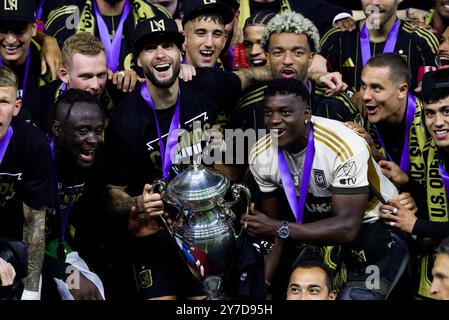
45,0,171,93
104,13,272,300
321,0,439,95
41,89,107,300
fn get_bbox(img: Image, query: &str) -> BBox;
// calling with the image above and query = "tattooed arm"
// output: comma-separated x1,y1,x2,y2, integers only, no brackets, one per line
233,65,273,90
107,184,165,237
107,184,141,217
22,203,46,297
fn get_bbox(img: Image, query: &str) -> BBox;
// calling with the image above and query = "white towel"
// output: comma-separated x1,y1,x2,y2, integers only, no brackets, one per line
54,251,105,300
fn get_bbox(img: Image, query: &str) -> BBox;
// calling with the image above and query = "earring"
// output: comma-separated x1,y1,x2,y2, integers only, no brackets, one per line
304,120,308,124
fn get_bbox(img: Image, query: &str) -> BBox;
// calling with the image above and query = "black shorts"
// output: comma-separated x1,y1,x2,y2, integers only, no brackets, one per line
131,229,205,299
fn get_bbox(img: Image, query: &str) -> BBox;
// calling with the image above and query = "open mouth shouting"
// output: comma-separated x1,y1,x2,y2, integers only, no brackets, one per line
437,55,449,68
199,49,215,64
153,62,172,78
280,67,297,79
366,104,379,116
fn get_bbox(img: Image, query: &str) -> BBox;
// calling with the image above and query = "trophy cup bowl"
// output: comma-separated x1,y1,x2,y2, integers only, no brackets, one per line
153,164,251,299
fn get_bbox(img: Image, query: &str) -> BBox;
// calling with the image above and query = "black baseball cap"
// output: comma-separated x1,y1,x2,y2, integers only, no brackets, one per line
422,68,449,96
0,0,36,23
182,0,235,26
134,15,185,55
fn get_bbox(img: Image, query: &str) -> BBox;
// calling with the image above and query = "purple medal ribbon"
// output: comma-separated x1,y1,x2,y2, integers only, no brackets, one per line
48,136,76,246
375,92,416,173
0,50,31,98
0,126,14,166
93,0,131,73
277,123,315,224
360,18,399,66
438,151,449,201
36,0,45,20
141,83,181,179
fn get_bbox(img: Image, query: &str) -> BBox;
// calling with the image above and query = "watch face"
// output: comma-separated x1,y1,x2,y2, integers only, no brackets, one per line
277,223,289,239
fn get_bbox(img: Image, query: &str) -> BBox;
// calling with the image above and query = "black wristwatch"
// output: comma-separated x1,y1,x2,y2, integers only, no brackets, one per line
276,221,289,239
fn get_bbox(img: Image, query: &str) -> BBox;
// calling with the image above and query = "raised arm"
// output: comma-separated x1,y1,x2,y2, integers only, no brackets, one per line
233,65,273,90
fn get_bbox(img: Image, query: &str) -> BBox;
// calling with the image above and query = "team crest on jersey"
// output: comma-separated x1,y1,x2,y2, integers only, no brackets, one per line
0,172,22,206
138,268,153,289
313,169,327,188
341,161,357,177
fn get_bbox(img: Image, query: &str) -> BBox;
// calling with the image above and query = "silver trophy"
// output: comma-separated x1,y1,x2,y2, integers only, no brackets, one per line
153,164,251,299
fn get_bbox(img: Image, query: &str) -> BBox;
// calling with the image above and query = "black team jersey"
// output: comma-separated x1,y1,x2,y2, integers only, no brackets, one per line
230,82,361,134
0,119,54,241
105,68,241,196
2,40,50,122
320,19,439,94
44,0,169,71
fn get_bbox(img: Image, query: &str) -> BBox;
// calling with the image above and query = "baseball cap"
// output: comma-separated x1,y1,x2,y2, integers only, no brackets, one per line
0,0,36,23
422,68,449,96
182,0,235,26
134,15,185,55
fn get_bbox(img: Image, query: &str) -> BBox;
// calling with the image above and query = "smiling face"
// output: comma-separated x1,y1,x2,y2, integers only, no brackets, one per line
360,65,408,124
423,95,449,152
59,52,108,96
138,38,181,89
267,32,313,81
0,22,36,66
438,27,449,68
264,93,311,153
54,102,104,168
184,17,227,68
287,267,336,300
0,85,21,139
243,25,268,67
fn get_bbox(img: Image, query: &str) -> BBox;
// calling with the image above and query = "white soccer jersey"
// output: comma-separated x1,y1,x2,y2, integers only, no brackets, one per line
249,116,398,223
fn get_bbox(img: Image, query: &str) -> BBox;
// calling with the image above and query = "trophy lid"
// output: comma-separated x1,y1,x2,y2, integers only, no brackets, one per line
167,164,229,202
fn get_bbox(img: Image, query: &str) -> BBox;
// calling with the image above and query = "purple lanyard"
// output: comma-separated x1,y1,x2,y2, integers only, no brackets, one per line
93,0,131,73
277,123,315,224
140,83,181,179
438,151,449,202
375,92,416,174
0,126,14,165
36,0,45,20
48,136,77,245
0,50,31,98
360,18,399,66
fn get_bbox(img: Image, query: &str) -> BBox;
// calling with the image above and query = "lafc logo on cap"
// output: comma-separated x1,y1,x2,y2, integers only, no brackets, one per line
4,0,18,11
204,0,217,4
150,19,165,32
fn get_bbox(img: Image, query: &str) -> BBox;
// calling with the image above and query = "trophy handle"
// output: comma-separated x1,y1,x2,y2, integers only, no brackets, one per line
217,183,251,238
152,178,178,208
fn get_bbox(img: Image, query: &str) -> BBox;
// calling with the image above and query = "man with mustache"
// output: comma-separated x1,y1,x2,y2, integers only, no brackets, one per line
104,14,272,300
45,0,171,92
321,0,439,95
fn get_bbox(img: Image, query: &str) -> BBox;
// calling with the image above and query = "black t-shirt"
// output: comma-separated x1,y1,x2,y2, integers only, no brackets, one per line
3,41,48,122
105,68,241,196
44,0,168,71
245,0,350,36
320,19,439,93
0,119,55,241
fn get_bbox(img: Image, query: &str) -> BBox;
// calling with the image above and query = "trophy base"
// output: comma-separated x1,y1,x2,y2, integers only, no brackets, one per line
203,275,227,300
